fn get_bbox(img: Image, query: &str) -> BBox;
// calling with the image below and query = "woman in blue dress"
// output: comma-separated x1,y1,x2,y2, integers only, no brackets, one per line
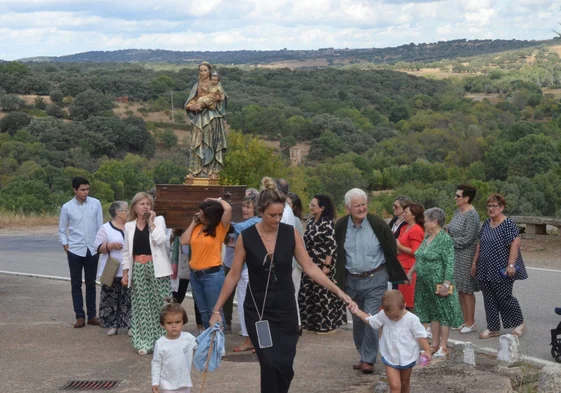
471,193,528,339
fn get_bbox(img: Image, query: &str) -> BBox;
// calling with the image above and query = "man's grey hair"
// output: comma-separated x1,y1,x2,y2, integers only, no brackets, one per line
108,201,128,218
344,188,368,207
424,207,446,227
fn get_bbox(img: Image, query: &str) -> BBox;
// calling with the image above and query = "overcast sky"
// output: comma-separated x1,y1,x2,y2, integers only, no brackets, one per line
0,0,559,61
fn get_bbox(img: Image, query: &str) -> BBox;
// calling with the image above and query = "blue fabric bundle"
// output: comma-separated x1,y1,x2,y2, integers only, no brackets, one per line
194,322,225,372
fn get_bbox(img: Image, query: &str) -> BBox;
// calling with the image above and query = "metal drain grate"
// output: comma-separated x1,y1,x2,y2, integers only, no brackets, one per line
60,380,120,390
222,353,259,363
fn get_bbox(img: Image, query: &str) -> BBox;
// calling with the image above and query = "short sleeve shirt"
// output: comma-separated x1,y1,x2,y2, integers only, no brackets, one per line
476,218,528,282
189,222,229,270
367,310,427,367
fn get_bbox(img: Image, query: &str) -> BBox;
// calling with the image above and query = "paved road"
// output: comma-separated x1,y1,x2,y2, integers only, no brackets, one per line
1,235,560,363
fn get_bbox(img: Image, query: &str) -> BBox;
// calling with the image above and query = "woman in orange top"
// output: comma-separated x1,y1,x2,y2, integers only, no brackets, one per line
180,197,231,328
396,203,425,310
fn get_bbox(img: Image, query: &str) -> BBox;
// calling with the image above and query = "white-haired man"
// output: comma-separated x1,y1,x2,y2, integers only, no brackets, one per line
334,188,408,374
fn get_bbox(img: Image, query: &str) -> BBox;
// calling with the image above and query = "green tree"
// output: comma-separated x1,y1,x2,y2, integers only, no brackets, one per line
34,96,47,110
221,131,285,187
49,89,64,104
0,112,32,135
68,89,114,121
160,128,178,149
0,94,26,111
45,104,66,119
94,154,153,200
153,160,185,184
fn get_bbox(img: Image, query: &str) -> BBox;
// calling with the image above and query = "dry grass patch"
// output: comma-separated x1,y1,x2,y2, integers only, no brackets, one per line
0,211,59,229
18,95,52,105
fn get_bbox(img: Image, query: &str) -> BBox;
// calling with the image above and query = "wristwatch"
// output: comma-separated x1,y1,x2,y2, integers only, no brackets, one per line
508,264,515,268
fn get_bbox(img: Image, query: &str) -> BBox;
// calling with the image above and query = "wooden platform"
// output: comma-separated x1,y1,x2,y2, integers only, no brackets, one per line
155,184,246,229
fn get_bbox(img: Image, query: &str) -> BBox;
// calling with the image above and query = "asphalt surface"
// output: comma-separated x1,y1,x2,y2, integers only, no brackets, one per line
1,234,560,363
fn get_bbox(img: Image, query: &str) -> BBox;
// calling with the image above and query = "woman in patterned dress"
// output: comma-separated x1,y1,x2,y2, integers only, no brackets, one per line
298,194,347,334
396,203,425,310
448,185,480,334
121,192,173,355
94,201,131,336
408,208,463,358
471,194,528,339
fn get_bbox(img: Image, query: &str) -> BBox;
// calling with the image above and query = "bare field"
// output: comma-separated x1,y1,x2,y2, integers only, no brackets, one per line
258,58,366,70
465,93,503,103
262,140,311,157
113,102,172,122
18,94,52,105
401,68,463,79
543,88,561,98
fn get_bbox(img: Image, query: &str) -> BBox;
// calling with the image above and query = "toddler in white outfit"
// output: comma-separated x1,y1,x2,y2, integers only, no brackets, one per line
351,290,431,393
152,299,197,393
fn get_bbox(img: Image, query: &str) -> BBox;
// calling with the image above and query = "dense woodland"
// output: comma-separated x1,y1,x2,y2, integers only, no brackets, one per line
2,40,561,220
16,39,547,65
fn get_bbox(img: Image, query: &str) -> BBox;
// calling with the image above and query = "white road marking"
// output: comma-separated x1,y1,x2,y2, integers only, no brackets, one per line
525,267,561,273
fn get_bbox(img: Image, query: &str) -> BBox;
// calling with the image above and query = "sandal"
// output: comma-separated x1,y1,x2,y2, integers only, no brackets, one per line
479,329,500,339
433,347,449,358
512,323,526,337
233,345,254,353
430,346,440,355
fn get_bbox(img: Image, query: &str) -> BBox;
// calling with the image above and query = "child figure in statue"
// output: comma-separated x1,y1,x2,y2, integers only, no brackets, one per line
195,72,224,111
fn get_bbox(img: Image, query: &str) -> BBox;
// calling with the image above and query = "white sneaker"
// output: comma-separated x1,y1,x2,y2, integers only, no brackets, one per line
138,349,148,356
106,328,118,336
128,329,133,337
433,347,449,358
451,324,465,331
460,323,477,334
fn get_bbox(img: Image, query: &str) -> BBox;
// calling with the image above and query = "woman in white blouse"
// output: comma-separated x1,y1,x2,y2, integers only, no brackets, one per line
121,192,173,355
94,201,131,336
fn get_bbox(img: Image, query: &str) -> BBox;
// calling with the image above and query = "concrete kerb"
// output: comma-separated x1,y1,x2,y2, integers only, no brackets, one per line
448,338,561,369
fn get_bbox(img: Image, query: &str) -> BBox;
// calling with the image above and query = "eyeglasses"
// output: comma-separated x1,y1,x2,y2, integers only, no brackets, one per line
392,204,400,209
309,203,318,208
454,194,464,198
486,204,500,209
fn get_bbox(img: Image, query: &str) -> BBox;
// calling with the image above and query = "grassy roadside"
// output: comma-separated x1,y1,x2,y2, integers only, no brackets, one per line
0,211,59,229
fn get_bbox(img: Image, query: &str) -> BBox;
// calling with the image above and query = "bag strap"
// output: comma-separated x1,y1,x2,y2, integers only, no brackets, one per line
248,253,274,321
248,227,278,321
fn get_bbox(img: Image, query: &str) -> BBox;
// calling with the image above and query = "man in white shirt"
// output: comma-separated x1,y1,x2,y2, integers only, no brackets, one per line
276,178,296,227
58,177,103,328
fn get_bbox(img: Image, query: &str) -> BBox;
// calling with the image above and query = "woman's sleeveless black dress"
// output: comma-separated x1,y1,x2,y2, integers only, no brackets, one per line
242,223,299,393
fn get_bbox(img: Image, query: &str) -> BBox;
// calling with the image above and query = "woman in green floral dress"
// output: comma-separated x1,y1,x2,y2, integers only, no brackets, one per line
407,207,463,358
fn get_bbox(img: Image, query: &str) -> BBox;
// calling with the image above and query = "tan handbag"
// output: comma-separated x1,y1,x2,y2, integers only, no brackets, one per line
100,251,120,287
435,283,455,295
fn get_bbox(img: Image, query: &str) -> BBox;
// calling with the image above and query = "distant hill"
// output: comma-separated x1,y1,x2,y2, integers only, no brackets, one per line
17,38,554,66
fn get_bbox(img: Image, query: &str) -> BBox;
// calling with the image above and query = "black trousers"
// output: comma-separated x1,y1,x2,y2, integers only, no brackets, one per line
173,278,202,326
67,249,99,320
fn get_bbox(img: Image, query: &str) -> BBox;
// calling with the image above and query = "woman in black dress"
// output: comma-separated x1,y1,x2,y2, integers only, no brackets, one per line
210,178,354,393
